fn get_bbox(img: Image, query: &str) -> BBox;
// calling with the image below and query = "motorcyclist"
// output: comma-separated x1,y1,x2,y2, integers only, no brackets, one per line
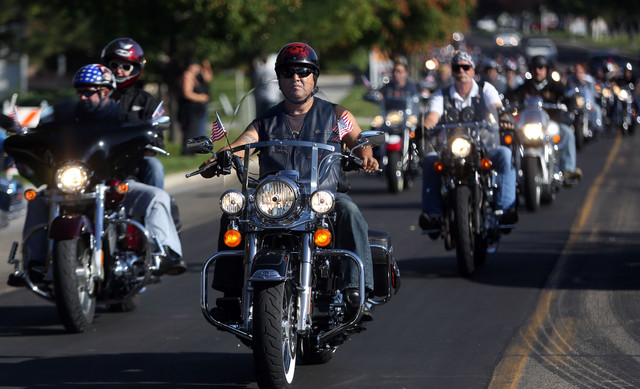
566,61,603,134
199,42,378,320
379,59,419,108
482,58,507,95
418,50,518,232
101,37,165,189
18,64,185,280
616,62,637,88
512,55,582,182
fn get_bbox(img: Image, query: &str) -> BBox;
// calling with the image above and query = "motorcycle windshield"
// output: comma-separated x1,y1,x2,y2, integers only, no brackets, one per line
228,140,341,193
5,122,156,187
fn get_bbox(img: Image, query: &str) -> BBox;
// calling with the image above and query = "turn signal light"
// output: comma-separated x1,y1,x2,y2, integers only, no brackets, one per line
314,228,332,247
409,131,416,139
25,189,37,201
433,161,444,173
116,182,129,194
481,158,492,170
553,134,561,144
503,134,513,145
224,229,242,247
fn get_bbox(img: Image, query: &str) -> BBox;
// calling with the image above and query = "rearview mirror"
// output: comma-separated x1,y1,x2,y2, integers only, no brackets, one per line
186,136,214,154
357,130,386,148
150,115,171,130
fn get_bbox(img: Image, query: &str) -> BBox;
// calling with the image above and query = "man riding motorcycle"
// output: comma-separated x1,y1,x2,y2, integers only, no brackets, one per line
17,64,185,279
510,55,583,182
101,37,165,189
200,42,378,320
418,50,518,232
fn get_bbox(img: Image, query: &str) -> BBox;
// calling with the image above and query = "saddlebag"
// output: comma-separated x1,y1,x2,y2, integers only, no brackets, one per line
368,229,400,297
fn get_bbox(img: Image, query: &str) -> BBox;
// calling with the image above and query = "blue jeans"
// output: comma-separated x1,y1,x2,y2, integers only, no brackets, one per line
422,146,516,217
23,181,182,262
557,122,577,172
137,156,165,189
335,192,374,291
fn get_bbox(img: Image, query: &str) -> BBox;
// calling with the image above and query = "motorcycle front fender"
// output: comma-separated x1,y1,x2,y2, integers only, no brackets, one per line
249,249,290,282
49,214,93,240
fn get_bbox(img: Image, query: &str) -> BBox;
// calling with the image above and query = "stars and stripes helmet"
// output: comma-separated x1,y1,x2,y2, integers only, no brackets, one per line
100,37,146,89
72,64,117,90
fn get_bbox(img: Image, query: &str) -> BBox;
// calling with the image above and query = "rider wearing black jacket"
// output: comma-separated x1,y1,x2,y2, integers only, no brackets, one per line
101,38,165,188
511,55,582,182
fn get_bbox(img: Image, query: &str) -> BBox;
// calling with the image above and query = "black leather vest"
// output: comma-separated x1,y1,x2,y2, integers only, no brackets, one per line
256,98,343,191
441,81,491,124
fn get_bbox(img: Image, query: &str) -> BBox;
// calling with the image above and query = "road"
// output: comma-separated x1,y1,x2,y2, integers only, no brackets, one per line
1,125,639,388
2,40,640,388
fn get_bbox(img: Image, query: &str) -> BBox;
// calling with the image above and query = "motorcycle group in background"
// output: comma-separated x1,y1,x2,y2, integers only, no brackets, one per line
362,49,638,276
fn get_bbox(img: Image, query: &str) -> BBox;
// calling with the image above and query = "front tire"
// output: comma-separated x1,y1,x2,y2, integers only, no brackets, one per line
453,186,475,277
523,156,541,212
253,282,297,388
53,237,96,333
386,151,404,193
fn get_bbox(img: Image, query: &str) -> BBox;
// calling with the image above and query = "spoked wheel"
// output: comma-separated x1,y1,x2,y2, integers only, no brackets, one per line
386,151,405,193
453,186,475,277
53,237,96,333
253,281,297,388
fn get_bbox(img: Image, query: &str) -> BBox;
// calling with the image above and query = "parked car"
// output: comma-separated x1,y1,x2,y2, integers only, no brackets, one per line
524,38,558,63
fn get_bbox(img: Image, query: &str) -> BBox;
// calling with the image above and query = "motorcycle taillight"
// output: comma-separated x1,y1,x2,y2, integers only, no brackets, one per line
125,224,144,252
386,141,402,152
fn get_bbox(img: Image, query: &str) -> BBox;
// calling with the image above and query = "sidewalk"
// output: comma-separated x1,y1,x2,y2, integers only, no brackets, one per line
0,171,211,296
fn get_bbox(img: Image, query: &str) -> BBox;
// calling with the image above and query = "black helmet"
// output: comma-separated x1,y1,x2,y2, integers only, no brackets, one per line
530,55,549,69
275,42,320,75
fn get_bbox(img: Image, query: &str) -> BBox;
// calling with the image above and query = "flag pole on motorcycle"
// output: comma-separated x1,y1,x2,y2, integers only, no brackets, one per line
210,111,230,147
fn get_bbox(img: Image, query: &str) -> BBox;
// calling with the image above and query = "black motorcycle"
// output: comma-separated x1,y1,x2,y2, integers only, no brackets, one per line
5,116,172,333
423,120,514,276
186,132,400,388
363,91,421,193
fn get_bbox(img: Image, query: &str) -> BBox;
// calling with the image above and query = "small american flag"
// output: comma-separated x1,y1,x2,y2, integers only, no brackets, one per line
331,111,354,142
151,101,165,119
8,105,21,129
210,112,227,142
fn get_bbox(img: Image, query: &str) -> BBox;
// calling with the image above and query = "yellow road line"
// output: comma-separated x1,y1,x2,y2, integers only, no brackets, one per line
488,133,623,389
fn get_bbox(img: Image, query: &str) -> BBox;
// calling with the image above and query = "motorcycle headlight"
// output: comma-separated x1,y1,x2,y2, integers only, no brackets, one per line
371,115,384,128
310,190,334,214
451,137,472,158
546,121,560,137
613,85,621,97
385,111,404,126
220,190,245,216
602,88,611,99
56,163,90,194
522,123,544,140
618,89,629,101
255,178,298,219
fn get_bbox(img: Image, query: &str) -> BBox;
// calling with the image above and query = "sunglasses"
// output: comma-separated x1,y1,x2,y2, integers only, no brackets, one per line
77,89,101,98
279,67,314,78
452,64,472,72
108,61,134,72
535,65,547,69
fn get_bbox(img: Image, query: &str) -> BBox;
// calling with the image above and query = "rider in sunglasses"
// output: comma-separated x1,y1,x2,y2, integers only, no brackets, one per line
101,37,165,190
419,50,518,231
